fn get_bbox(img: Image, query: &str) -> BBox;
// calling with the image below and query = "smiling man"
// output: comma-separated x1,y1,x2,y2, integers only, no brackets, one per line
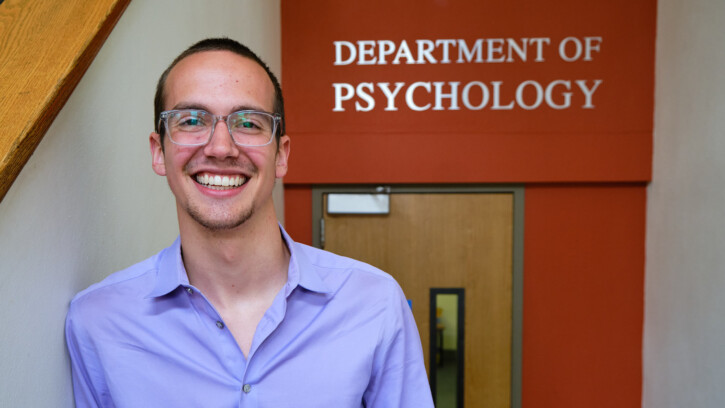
65,38,433,407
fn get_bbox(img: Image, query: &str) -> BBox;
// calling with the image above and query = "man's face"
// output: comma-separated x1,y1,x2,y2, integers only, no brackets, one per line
149,50,290,231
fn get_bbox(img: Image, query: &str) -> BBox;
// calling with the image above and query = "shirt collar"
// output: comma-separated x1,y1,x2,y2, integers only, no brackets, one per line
146,236,189,298
281,225,331,295
146,225,331,299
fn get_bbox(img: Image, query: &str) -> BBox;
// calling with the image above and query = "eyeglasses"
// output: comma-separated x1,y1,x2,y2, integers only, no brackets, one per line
158,109,281,147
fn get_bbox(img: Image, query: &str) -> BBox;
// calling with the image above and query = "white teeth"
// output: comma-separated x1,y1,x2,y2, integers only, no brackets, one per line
195,173,246,189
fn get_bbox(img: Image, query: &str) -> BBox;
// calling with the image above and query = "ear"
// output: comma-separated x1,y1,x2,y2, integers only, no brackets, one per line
275,135,291,179
149,132,167,176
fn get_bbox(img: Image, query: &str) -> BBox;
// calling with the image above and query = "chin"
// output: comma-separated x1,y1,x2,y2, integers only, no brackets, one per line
188,207,254,231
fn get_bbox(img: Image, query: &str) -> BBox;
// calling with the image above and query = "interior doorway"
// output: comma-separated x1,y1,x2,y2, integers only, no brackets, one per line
312,185,524,408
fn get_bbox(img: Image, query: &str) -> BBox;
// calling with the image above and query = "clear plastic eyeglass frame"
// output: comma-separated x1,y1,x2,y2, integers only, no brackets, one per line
158,109,281,147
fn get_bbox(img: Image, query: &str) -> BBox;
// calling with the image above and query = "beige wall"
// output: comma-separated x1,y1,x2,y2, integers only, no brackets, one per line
0,1,280,406
645,0,725,406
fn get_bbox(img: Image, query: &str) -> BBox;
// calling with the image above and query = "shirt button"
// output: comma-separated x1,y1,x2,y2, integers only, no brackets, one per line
186,287,193,294
243,384,252,393
216,321,225,329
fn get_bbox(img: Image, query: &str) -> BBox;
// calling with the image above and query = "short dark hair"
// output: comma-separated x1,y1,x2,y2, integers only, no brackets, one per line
154,38,285,144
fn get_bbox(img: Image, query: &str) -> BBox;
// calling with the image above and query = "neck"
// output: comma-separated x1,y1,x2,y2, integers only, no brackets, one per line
178,205,290,308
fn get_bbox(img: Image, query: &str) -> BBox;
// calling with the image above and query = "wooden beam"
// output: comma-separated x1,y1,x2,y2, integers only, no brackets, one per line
0,0,130,202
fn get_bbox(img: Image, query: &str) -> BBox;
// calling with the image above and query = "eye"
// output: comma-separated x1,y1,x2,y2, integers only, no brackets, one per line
173,110,209,130
235,119,257,129
230,112,265,133
181,117,202,126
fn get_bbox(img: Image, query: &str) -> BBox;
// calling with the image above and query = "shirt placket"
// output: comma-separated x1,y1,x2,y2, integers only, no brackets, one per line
238,288,291,407
184,284,256,407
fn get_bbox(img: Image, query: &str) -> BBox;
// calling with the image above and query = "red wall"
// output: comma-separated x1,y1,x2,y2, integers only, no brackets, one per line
282,1,653,406
523,185,644,407
282,0,654,184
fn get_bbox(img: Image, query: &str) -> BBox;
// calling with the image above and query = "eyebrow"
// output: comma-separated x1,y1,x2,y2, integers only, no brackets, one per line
171,102,212,112
171,102,270,113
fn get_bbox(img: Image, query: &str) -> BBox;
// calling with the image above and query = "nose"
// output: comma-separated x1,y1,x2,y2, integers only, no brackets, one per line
203,117,239,159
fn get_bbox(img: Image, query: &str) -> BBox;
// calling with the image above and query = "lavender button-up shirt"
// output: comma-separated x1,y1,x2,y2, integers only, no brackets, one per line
66,227,433,407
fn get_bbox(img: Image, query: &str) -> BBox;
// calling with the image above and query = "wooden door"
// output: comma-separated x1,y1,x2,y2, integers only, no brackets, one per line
322,192,515,407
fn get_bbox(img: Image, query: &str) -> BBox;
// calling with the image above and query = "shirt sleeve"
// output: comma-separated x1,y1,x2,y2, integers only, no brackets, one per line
65,302,107,408
363,281,434,408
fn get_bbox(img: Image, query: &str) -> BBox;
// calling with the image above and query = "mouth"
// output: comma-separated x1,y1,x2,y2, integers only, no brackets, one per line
194,172,248,190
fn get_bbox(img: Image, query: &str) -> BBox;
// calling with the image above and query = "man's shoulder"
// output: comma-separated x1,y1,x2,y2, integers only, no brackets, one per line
293,241,389,274
290,241,401,293
68,249,164,315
